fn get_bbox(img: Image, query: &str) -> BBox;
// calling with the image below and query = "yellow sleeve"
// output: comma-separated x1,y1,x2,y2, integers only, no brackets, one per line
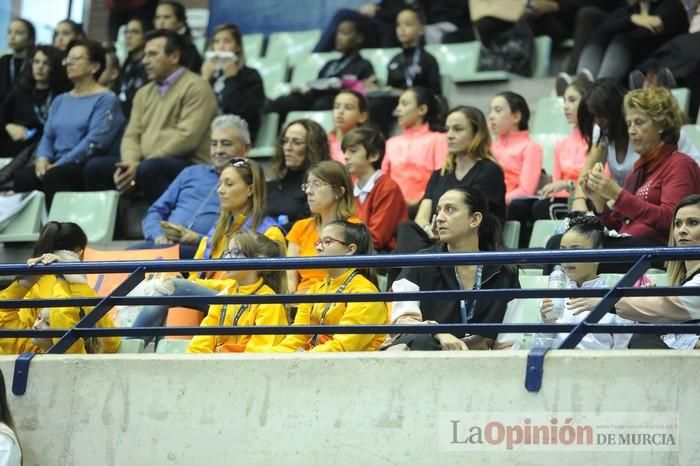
186,305,221,353
271,302,313,352
0,281,31,303
244,303,288,353
48,279,86,354
263,226,287,249
309,300,388,353
193,236,207,260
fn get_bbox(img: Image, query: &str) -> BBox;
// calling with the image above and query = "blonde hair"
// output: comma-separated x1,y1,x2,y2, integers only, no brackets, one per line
666,194,700,286
623,87,684,145
441,106,496,175
307,160,355,226
211,159,267,255
230,229,288,295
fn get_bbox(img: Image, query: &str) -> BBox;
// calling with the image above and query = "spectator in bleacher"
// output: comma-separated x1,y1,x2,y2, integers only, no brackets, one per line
137,115,251,259
366,6,442,135
13,40,125,206
153,0,202,72
524,0,615,45
0,46,70,166
342,127,408,252
613,194,700,349
117,18,149,117
509,78,592,247
122,158,283,341
266,17,375,125
83,29,218,204
98,42,121,92
387,187,519,351
273,221,388,352
0,221,120,355
381,87,448,210
328,90,369,163
105,0,158,42
0,18,35,100
187,230,289,353
52,20,86,52
265,119,330,227
537,216,634,349
489,91,543,209
394,105,505,256
201,23,265,141
286,161,361,293
574,0,689,83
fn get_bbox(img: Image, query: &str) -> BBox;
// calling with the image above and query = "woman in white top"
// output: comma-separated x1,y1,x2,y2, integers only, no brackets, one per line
0,369,21,466
539,216,634,349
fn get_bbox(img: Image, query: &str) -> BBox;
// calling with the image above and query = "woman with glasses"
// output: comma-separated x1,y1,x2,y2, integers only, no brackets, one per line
286,160,362,294
121,158,284,343
273,221,387,352
187,230,289,353
266,119,331,228
12,39,125,206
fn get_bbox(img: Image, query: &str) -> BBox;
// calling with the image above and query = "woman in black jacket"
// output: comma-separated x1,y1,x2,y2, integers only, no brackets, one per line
388,186,520,351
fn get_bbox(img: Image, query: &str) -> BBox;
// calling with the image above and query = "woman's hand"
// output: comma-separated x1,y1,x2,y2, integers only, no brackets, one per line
5,123,28,141
35,158,52,179
539,299,558,322
435,333,469,351
537,180,569,198
579,172,607,213
27,253,61,267
200,58,217,81
631,14,664,33
221,56,242,78
586,170,622,202
568,297,602,315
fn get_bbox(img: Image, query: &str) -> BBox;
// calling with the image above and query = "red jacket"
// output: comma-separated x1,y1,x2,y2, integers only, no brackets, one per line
355,173,408,251
602,152,700,244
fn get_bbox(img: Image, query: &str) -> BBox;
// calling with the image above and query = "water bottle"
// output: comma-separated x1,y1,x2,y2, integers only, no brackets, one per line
546,265,567,320
277,214,289,227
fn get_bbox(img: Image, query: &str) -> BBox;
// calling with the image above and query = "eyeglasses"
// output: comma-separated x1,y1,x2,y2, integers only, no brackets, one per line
314,236,348,251
222,247,247,259
62,56,89,66
280,137,305,147
301,180,329,192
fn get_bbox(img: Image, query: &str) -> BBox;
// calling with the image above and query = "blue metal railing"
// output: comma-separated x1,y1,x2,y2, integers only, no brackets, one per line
2,247,699,395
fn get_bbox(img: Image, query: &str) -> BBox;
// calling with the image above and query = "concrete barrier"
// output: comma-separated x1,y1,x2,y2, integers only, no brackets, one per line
1,351,698,465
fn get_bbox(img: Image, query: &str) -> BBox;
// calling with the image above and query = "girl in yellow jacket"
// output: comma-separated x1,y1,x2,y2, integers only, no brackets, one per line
273,221,388,352
187,230,288,353
0,222,120,354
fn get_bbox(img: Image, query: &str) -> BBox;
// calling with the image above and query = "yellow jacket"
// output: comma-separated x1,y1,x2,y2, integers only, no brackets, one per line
0,275,121,354
187,278,288,353
273,269,388,352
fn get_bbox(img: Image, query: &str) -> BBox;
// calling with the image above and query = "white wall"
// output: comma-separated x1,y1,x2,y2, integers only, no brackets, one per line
1,351,698,465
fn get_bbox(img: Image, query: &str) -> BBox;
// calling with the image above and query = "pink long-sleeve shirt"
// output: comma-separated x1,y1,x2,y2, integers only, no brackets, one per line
327,131,345,163
382,123,448,204
552,128,588,197
491,130,543,204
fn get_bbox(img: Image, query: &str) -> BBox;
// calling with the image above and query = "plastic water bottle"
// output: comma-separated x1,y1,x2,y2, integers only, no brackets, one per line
277,214,289,227
546,265,567,320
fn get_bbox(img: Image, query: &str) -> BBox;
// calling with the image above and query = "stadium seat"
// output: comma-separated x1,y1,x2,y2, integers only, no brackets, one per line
193,36,206,55
156,339,191,353
118,339,145,353
266,29,321,64
531,36,552,78
528,219,566,248
671,88,690,116
682,124,700,149
249,112,280,158
242,33,264,59
441,74,454,105
247,56,288,99
531,133,564,175
0,191,45,243
531,96,570,135
426,42,482,83
360,47,401,85
503,220,521,249
518,273,549,290
164,307,204,340
290,52,341,85
285,110,334,132
47,191,119,243
649,273,669,287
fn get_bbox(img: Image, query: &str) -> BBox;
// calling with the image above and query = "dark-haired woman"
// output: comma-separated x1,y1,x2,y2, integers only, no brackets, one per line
201,23,265,140
118,18,149,117
0,18,35,99
52,19,86,52
388,187,520,351
154,0,202,72
0,221,120,355
0,46,70,167
13,40,125,206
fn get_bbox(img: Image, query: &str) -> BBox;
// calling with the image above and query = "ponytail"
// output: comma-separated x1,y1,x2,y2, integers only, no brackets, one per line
33,221,87,257
409,86,446,132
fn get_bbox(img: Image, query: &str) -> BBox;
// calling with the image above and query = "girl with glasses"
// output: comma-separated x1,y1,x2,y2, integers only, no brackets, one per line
187,230,288,353
273,221,387,352
286,160,362,293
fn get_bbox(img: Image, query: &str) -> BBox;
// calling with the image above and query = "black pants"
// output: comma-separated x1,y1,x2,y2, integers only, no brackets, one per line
265,90,337,132
388,220,436,285
508,197,568,248
13,163,85,207
566,6,608,75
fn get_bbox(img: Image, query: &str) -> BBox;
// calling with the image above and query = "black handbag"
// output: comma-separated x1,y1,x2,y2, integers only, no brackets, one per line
0,141,37,188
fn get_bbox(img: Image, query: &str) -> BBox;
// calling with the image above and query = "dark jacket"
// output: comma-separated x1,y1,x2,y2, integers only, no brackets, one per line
387,47,442,95
212,66,265,141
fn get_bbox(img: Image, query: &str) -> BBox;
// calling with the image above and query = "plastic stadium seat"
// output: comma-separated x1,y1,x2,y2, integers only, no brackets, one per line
193,36,206,55
671,88,690,116
118,339,145,353
360,47,401,85
531,36,552,78
285,110,334,132
290,52,341,85
682,124,700,149
156,339,192,353
47,191,119,243
425,42,481,83
0,191,45,243
531,97,570,135
441,74,454,105
528,219,566,249
242,33,264,59
249,113,280,158
247,57,288,99
266,29,321,64
164,307,205,340
532,133,564,175
648,273,669,287
503,220,521,249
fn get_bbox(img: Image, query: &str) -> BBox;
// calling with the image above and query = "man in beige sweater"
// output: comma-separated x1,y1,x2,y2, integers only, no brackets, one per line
84,29,217,203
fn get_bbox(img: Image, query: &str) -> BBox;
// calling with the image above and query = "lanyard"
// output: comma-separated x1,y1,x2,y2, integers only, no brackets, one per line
309,270,359,346
454,264,483,324
321,55,355,78
403,48,422,88
32,91,53,125
218,282,265,327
